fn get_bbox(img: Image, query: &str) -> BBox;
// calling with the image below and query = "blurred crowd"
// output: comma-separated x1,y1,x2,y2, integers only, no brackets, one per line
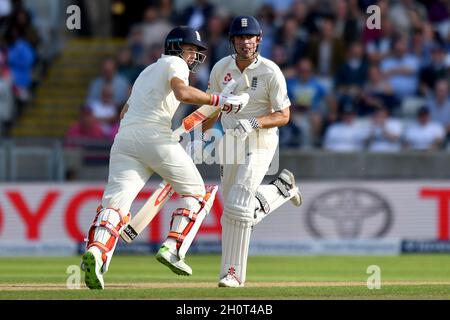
0,0,42,137
66,0,450,152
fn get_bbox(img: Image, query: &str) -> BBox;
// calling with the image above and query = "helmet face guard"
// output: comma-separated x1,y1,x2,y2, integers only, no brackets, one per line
228,16,262,61
166,42,206,73
165,26,207,73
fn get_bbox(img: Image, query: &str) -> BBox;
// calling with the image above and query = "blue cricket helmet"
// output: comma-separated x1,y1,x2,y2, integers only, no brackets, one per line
164,26,207,72
164,26,207,54
228,16,262,39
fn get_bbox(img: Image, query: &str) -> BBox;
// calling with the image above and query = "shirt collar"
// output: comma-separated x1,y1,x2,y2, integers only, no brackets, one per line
228,55,262,72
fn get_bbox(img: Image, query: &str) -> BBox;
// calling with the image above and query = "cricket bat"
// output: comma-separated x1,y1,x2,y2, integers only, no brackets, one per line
120,77,248,243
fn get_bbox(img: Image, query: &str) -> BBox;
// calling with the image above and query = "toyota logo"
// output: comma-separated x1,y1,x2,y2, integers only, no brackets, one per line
305,188,393,239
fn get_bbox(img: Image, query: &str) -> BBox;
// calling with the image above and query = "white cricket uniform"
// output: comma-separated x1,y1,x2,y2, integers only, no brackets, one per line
208,55,290,201
208,55,291,285
102,54,205,214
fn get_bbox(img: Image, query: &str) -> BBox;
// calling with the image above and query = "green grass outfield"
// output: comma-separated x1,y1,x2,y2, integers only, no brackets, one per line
0,254,449,299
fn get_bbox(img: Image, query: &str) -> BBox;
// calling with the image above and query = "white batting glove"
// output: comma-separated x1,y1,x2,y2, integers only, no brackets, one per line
210,93,250,114
231,118,261,140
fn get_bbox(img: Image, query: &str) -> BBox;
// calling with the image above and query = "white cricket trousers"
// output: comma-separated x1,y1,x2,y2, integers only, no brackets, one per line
102,126,206,214
220,130,279,202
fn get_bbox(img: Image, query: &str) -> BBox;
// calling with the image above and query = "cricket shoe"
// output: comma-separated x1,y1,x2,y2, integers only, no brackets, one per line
278,169,303,206
218,267,244,288
81,247,104,289
156,245,192,276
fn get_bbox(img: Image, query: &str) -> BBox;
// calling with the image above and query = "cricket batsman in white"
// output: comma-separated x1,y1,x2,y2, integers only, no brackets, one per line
81,26,249,289
205,16,303,287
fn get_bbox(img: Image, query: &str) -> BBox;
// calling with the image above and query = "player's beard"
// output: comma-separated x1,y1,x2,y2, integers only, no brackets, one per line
233,42,259,62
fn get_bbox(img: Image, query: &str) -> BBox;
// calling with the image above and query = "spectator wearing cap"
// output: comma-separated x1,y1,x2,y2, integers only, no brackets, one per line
365,105,403,152
403,106,445,151
323,103,369,151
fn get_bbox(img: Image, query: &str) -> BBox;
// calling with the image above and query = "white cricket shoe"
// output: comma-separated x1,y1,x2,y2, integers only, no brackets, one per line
279,169,303,207
156,245,192,276
218,268,244,288
81,247,104,290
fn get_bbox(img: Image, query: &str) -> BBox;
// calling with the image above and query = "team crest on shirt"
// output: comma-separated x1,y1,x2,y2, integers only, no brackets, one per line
251,77,258,90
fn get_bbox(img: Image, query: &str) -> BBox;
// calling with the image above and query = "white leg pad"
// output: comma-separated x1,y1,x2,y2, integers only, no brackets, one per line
254,169,303,225
253,185,298,224
164,185,218,260
220,214,252,285
87,207,130,273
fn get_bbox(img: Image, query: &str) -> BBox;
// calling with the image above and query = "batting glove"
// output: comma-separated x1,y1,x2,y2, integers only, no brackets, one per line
209,93,250,114
231,117,261,140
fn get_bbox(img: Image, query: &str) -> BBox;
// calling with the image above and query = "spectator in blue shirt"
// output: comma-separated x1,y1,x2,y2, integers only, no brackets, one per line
281,58,329,147
6,25,35,102
380,36,420,100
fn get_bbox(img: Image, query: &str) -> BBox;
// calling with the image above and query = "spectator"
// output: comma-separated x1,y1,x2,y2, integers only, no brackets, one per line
139,5,173,51
270,44,292,76
179,0,215,32
425,0,450,41
6,25,35,103
359,64,397,115
427,79,450,140
335,42,369,105
380,36,420,100
419,43,449,94
388,0,428,36
9,7,39,49
284,58,329,147
274,15,307,67
89,84,119,137
127,25,146,65
308,17,345,78
365,17,396,64
323,103,369,151
65,106,106,148
365,105,403,152
332,0,362,44
86,57,130,106
410,23,435,66
116,47,143,84
0,46,13,135
204,14,229,71
256,3,277,58
403,106,445,151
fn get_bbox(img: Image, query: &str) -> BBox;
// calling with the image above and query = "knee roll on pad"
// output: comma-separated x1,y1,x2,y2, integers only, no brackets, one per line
223,184,255,222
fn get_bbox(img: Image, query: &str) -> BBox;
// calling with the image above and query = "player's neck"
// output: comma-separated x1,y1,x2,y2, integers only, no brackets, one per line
236,56,257,73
